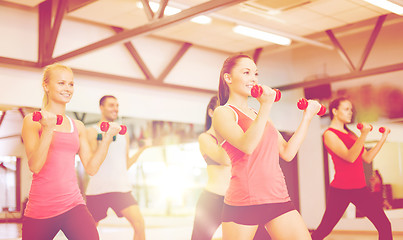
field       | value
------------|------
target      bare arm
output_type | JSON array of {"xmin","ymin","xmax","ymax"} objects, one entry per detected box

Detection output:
[
  {"xmin": 77, "ymin": 120, "xmax": 121, "ymax": 176},
  {"xmin": 21, "ymin": 112, "xmax": 56, "ymax": 174},
  {"xmin": 86, "ymin": 127, "xmax": 98, "ymax": 152},
  {"xmin": 324, "ymin": 124, "xmax": 371, "ymax": 163},
  {"xmin": 198, "ymin": 132, "xmax": 230, "ymax": 166},
  {"xmin": 278, "ymin": 100, "xmax": 321, "ymax": 162},
  {"xmin": 213, "ymin": 86, "xmax": 276, "ymax": 155},
  {"xmin": 362, "ymin": 127, "xmax": 390, "ymax": 163},
  {"xmin": 127, "ymin": 135, "xmax": 150, "ymax": 169}
]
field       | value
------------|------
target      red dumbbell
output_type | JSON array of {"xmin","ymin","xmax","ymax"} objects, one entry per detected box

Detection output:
[
  {"xmin": 251, "ymin": 85, "xmax": 281, "ymax": 102},
  {"xmin": 32, "ymin": 111, "xmax": 63, "ymax": 125},
  {"xmin": 357, "ymin": 123, "xmax": 373, "ymax": 131},
  {"xmin": 378, "ymin": 127, "xmax": 389, "ymax": 133},
  {"xmin": 297, "ymin": 98, "xmax": 326, "ymax": 116},
  {"xmin": 100, "ymin": 122, "xmax": 127, "ymax": 135}
]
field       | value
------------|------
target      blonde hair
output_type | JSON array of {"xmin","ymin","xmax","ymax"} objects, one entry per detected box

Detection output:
[{"xmin": 41, "ymin": 63, "xmax": 73, "ymax": 108}]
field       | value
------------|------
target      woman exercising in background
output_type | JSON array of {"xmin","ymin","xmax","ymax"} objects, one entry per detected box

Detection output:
[
  {"xmin": 191, "ymin": 95, "xmax": 231, "ymax": 240},
  {"xmin": 311, "ymin": 97, "xmax": 392, "ymax": 240}
]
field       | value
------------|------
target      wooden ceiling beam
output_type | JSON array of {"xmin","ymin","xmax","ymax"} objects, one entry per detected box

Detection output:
[
  {"xmin": 326, "ymin": 29, "xmax": 356, "ymax": 72},
  {"xmin": 51, "ymin": 0, "xmax": 248, "ymax": 63},
  {"xmin": 275, "ymin": 62, "xmax": 403, "ymax": 91},
  {"xmin": 157, "ymin": 42, "xmax": 192, "ymax": 82},
  {"xmin": 357, "ymin": 15, "xmax": 387, "ymax": 71}
]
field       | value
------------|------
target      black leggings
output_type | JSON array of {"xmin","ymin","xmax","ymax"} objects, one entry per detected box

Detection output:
[
  {"xmin": 191, "ymin": 190, "xmax": 270, "ymax": 240},
  {"xmin": 191, "ymin": 190, "xmax": 224, "ymax": 240},
  {"xmin": 311, "ymin": 187, "xmax": 392, "ymax": 240},
  {"xmin": 22, "ymin": 204, "xmax": 99, "ymax": 240}
]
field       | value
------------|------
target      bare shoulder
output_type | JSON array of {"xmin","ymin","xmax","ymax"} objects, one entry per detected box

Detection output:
[
  {"xmin": 86, "ymin": 125, "xmax": 98, "ymax": 133},
  {"xmin": 73, "ymin": 119, "xmax": 85, "ymax": 132},
  {"xmin": 23, "ymin": 113, "xmax": 34, "ymax": 125},
  {"xmin": 22, "ymin": 113, "xmax": 40, "ymax": 130},
  {"xmin": 323, "ymin": 130, "xmax": 340, "ymax": 144},
  {"xmin": 198, "ymin": 132, "xmax": 212, "ymax": 144},
  {"xmin": 213, "ymin": 105, "xmax": 235, "ymax": 120}
]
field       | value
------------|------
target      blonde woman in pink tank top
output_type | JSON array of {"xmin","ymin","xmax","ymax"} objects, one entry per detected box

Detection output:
[
  {"xmin": 21, "ymin": 63, "xmax": 121, "ymax": 240},
  {"xmin": 212, "ymin": 55, "xmax": 322, "ymax": 240}
]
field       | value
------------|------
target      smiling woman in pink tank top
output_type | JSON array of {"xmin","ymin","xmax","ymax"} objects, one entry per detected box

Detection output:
[
  {"xmin": 212, "ymin": 54, "xmax": 322, "ymax": 240},
  {"xmin": 21, "ymin": 63, "xmax": 121, "ymax": 240}
]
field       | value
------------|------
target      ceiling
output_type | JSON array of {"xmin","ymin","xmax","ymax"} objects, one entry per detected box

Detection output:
[{"xmin": 2, "ymin": 0, "xmax": 402, "ymax": 54}]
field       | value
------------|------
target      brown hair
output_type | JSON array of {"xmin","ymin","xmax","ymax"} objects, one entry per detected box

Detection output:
[
  {"xmin": 328, "ymin": 97, "xmax": 355, "ymax": 134},
  {"xmin": 99, "ymin": 95, "xmax": 117, "ymax": 106},
  {"xmin": 218, "ymin": 54, "xmax": 253, "ymax": 105},
  {"xmin": 205, "ymin": 95, "xmax": 218, "ymax": 131}
]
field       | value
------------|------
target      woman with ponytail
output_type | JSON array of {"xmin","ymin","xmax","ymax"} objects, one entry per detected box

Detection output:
[
  {"xmin": 311, "ymin": 97, "xmax": 392, "ymax": 240},
  {"xmin": 213, "ymin": 54, "xmax": 322, "ymax": 240},
  {"xmin": 191, "ymin": 95, "xmax": 231, "ymax": 240},
  {"xmin": 21, "ymin": 63, "xmax": 121, "ymax": 239}
]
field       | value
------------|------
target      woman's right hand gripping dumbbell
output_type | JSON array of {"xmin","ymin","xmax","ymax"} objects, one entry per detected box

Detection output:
[
  {"xmin": 356, "ymin": 122, "xmax": 373, "ymax": 134},
  {"xmin": 32, "ymin": 111, "xmax": 63, "ymax": 129},
  {"xmin": 251, "ymin": 84, "xmax": 281, "ymax": 104}
]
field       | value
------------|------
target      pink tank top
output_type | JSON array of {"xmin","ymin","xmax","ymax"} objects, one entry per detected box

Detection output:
[
  {"xmin": 24, "ymin": 118, "xmax": 85, "ymax": 219},
  {"xmin": 324, "ymin": 128, "xmax": 366, "ymax": 189},
  {"xmin": 222, "ymin": 105, "xmax": 290, "ymax": 206}
]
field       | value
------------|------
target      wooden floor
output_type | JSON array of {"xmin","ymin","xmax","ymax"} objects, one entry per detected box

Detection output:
[{"xmin": 1, "ymin": 219, "xmax": 403, "ymax": 240}]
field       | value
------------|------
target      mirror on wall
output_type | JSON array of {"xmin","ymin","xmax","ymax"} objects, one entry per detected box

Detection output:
[
  {"xmin": 0, "ymin": 156, "xmax": 20, "ymax": 216},
  {"xmin": 322, "ymin": 82, "xmax": 403, "ymax": 219},
  {"xmin": 0, "ymin": 105, "xmax": 208, "ymax": 221},
  {"xmin": 73, "ymin": 111, "xmax": 206, "ymax": 217}
]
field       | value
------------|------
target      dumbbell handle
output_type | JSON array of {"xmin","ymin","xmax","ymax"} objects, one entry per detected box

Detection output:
[
  {"xmin": 356, "ymin": 123, "xmax": 373, "ymax": 131},
  {"xmin": 251, "ymin": 85, "xmax": 281, "ymax": 102},
  {"xmin": 297, "ymin": 98, "xmax": 326, "ymax": 116},
  {"xmin": 100, "ymin": 122, "xmax": 127, "ymax": 135},
  {"xmin": 32, "ymin": 111, "xmax": 63, "ymax": 125}
]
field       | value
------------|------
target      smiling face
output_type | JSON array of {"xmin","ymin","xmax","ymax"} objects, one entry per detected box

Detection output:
[
  {"xmin": 333, "ymin": 100, "xmax": 353, "ymax": 124},
  {"xmin": 225, "ymin": 57, "xmax": 258, "ymax": 97},
  {"xmin": 43, "ymin": 68, "xmax": 74, "ymax": 105},
  {"xmin": 100, "ymin": 97, "xmax": 119, "ymax": 122}
]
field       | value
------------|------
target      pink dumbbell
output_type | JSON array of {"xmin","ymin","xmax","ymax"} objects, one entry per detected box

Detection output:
[
  {"xmin": 297, "ymin": 98, "xmax": 326, "ymax": 116},
  {"xmin": 357, "ymin": 123, "xmax": 373, "ymax": 131},
  {"xmin": 251, "ymin": 85, "xmax": 281, "ymax": 102},
  {"xmin": 32, "ymin": 111, "xmax": 63, "ymax": 125},
  {"xmin": 378, "ymin": 127, "xmax": 389, "ymax": 133},
  {"xmin": 100, "ymin": 122, "xmax": 127, "ymax": 135}
]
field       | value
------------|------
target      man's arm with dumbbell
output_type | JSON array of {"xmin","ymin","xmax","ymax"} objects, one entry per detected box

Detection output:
[
  {"xmin": 22, "ymin": 111, "xmax": 57, "ymax": 174},
  {"xmin": 77, "ymin": 120, "xmax": 121, "ymax": 176}
]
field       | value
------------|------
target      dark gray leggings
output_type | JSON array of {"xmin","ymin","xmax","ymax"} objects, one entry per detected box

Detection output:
[
  {"xmin": 22, "ymin": 204, "xmax": 99, "ymax": 240},
  {"xmin": 311, "ymin": 187, "xmax": 392, "ymax": 240},
  {"xmin": 191, "ymin": 190, "xmax": 271, "ymax": 240}
]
